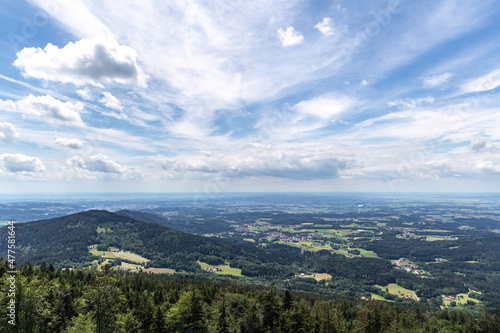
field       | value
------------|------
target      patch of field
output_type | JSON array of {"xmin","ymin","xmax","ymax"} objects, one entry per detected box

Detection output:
[
  {"xmin": 279, "ymin": 241, "xmax": 334, "ymax": 252},
  {"xmin": 96, "ymin": 226, "xmax": 113, "ymax": 234},
  {"xmin": 143, "ymin": 268, "xmax": 175, "ymax": 274},
  {"xmin": 442, "ymin": 293, "xmax": 480, "ymax": 307},
  {"xmin": 422, "ymin": 235, "xmax": 456, "ymax": 241},
  {"xmin": 198, "ymin": 261, "xmax": 242, "ymax": 277},
  {"xmin": 120, "ymin": 262, "xmax": 142, "ymax": 271},
  {"xmin": 375, "ymin": 283, "xmax": 418, "ymax": 300},
  {"xmin": 420, "ymin": 229, "xmax": 451, "ymax": 233},
  {"xmin": 90, "ymin": 249, "xmax": 150, "ymax": 264},
  {"xmin": 243, "ymin": 238, "xmax": 256, "ymax": 242},
  {"xmin": 114, "ymin": 251, "xmax": 149, "ymax": 263},
  {"xmin": 371, "ymin": 293, "xmax": 394, "ymax": 302},
  {"xmin": 315, "ymin": 273, "xmax": 332, "ymax": 281},
  {"xmin": 333, "ymin": 248, "xmax": 378, "ymax": 258}
]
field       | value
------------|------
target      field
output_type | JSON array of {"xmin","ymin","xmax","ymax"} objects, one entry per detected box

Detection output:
[
  {"xmin": 423, "ymin": 235, "xmax": 457, "ymax": 241},
  {"xmin": 315, "ymin": 273, "xmax": 332, "ymax": 281},
  {"xmin": 370, "ymin": 293, "xmax": 394, "ymax": 302},
  {"xmin": 442, "ymin": 293, "xmax": 481, "ymax": 308},
  {"xmin": 277, "ymin": 240, "xmax": 334, "ymax": 252},
  {"xmin": 198, "ymin": 261, "xmax": 243, "ymax": 277},
  {"xmin": 143, "ymin": 268, "xmax": 176, "ymax": 274},
  {"xmin": 375, "ymin": 283, "xmax": 419, "ymax": 300},
  {"xmin": 90, "ymin": 249, "xmax": 150, "ymax": 264},
  {"xmin": 333, "ymin": 248, "xmax": 379, "ymax": 258}
]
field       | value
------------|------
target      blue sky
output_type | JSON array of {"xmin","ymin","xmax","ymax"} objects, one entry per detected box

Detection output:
[{"xmin": 1, "ymin": 0, "xmax": 500, "ymax": 193}]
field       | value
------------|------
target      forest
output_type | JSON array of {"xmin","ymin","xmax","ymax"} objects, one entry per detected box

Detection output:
[{"xmin": 1, "ymin": 260, "xmax": 500, "ymax": 333}]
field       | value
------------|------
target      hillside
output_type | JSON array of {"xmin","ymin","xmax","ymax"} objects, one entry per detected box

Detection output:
[{"xmin": 0, "ymin": 210, "xmax": 274, "ymax": 272}]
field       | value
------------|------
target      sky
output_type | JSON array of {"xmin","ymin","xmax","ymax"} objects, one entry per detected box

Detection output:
[{"xmin": 1, "ymin": 0, "xmax": 500, "ymax": 193}]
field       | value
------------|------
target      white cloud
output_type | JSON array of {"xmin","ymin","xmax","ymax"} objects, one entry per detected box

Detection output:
[
  {"xmin": 469, "ymin": 133, "xmax": 498, "ymax": 153},
  {"xmin": 388, "ymin": 96, "xmax": 435, "ymax": 109},
  {"xmin": 462, "ymin": 68, "xmax": 500, "ymax": 93},
  {"xmin": 151, "ymin": 146, "xmax": 347, "ymax": 180},
  {"xmin": 361, "ymin": 80, "xmax": 368, "ymax": 86},
  {"xmin": 99, "ymin": 92, "xmax": 123, "ymax": 111},
  {"xmin": 422, "ymin": 72, "xmax": 453, "ymax": 88},
  {"xmin": 291, "ymin": 95, "xmax": 352, "ymax": 119},
  {"xmin": 55, "ymin": 137, "xmax": 84, "ymax": 149},
  {"xmin": 76, "ymin": 87, "xmax": 93, "ymax": 101},
  {"xmin": 66, "ymin": 154, "xmax": 142, "ymax": 180},
  {"xmin": 13, "ymin": 37, "xmax": 148, "ymax": 88},
  {"xmin": 0, "ymin": 122, "xmax": 18, "ymax": 143},
  {"xmin": 0, "ymin": 154, "xmax": 46, "ymax": 173},
  {"xmin": 315, "ymin": 17, "xmax": 334, "ymax": 36},
  {"xmin": 14, "ymin": 94, "xmax": 85, "ymax": 127},
  {"xmin": 278, "ymin": 27, "xmax": 304, "ymax": 47},
  {"xmin": 0, "ymin": 99, "xmax": 17, "ymax": 112}
]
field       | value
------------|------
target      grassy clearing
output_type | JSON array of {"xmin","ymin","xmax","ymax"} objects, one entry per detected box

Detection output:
[
  {"xmin": 143, "ymin": 268, "xmax": 175, "ymax": 274},
  {"xmin": 371, "ymin": 293, "xmax": 394, "ymax": 302},
  {"xmin": 96, "ymin": 226, "xmax": 113, "ymax": 234},
  {"xmin": 442, "ymin": 293, "xmax": 480, "ymax": 307},
  {"xmin": 90, "ymin": 249, "xmax": 150, "ymax": 264},
  {"xmin": 375, "ymin": 283, "xmax": 418, "ymax": 300},
  {"xmin": 243, "ymin": 238, "xmax": 256, "ymax": 242},
  {"xmin": 333, "ymin": 248, "xmax": 378, "ymax": 258},
  {"xmin": 315, "ymin": 273, "xmax": 332, "ymax": 281},
  {"xmin": 276, "ymin": 241, "xmax": 334, "ymax": 252},
  {"xmin": 198, "ymin": 261, "xmax": 242, "ymax": 277},
  {"xmin": 422, "ymin": 235, "xmax": 456, "ymax": 241}
]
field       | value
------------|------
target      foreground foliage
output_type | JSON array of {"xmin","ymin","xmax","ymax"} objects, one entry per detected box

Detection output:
[{"xmin": 1, "ymin": 261, "xmax": 499, "ymax": 333}]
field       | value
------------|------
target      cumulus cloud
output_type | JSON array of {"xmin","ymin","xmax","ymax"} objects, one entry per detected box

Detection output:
[
  {"xmin": 422, "ymin": 72, "xmax": 453, "ymax": 87},
  {"xmin": 315, "ymin": 17, "xmax": 334, "ymax": 36},
  {"xmin": 66, "ymin": 154, "xmax": 142, "ymax": 180},
  {"xmin": 277, "ymin": 27, "xmax": 304, "ymax": 47},
  {"xmin": 76, "ymin": 87, "xmax": 93, "ymax": 101},
  {"xmin": 469, "ymin": 133, "xmax": 498, "ymax": 153},
  {"xmin": 0, "ymin": 99, "xmax": 16, "ymax": 112},
  {"xmin": 388, "ymin": 96, "xmax": 435, "ymax": 109},
  {"xmin": 151, "ymin": 148, "xmax": 347, "ymax": 180},
  {"xmin": 13, "ymin": 37, "xmax": 148, "ymax": 87},
  {"xmin": 15, "ymin": 95, "xmax": 85, "ymax": 126},
  {"xmin": 291, "ymin": 95, "xmax": 352, "ymax": 119},
  {"xmin": 0, "ymin": 122, "xmax": 18, "ymax": 143},
  {"xmin": 99, "ymin": 92, "xmax": 123, "ymax": 111},
  {"xmin": 55, "ymin": 137, "xmax": 84, "ymax": 149},
  {"xmin": 0, "ymin": 154, "xmax": 46, "ymax": 173}
]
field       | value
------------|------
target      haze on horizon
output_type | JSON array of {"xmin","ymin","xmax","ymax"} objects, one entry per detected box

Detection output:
[{"xmin": 1, "ymin": 0, "xmax": 500, "ymax": 193}]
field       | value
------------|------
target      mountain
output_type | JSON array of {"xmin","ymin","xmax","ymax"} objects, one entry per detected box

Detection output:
[
  {"xmin": 0, "ymin": 210, "xmax": 299, "ymax": 273},
  {"xmin": 0, "ymin": 210, "xmax": 240, "ymax": 270}
]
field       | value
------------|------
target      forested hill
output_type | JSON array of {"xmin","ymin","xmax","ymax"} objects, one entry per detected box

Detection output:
[
  {"xmin": 0, "ymin": 210, "xmax": 286, "ymax": 271},
  {"xmin": 2, "ymin": 262, "xmax": 500, "ymax": 332}
]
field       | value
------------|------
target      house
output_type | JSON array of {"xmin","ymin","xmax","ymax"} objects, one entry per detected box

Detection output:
[{"xmin": 88, "ymin": 245, "xmax": 94, "ymax": 249}]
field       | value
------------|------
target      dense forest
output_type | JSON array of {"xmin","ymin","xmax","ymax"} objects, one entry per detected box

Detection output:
[{"xmin": 1, "ymin": 260, "xmax": 500, "ymax": 332}]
